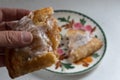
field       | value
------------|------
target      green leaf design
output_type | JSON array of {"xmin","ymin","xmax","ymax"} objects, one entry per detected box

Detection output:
[
  {"xmin": 58, "ymin": 17, "xmax": 67, "ymax": 22},
  {"xmin": 95, "ymin": 35, "xmax": 98, "ymax": 38},
  {"xmin": 67, "ymin": 16, "xmax": 70, "ymax": 21},
  {"xmin": 61, "ymin": 63, "xmax": 74, "ymax": 69},
  {"xmin": 80, "ymin": 18, "xmax": 86, "ymax": 25},
  {"xmin": 58, "ymin": 16, "xmax": 70, "ymax": 22},
  {"xmin": 92, "ymin": 53, "xmax": 100, "ymax": 58}
]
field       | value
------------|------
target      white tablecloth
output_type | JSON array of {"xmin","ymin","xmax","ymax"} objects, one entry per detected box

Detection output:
[{"xmin": 0, "ymin": 0, "xmax": 120, "ymax": 80}]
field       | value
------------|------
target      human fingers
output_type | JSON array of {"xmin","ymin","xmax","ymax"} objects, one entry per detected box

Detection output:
[
  {"xmin": 0, "ymin": 48, "xmax": 5, "ymax": 54},
  {"xmin": 0, "ymin": 31, "xmax": 33, "ymax": 47},
  {"xmin": 0, "ymin": 21, "xmax": 18, "ymax": 31},
  {"xmin": 0, "ymin": 55, "xmax": 5, "ymax": 67},
  {"xmin": 0, "ymin": 22, "xmax": 6, "ymax": 30},
  {"xmin": 0, "ymin": 8, "xmax": 30, "ymax": 22}
]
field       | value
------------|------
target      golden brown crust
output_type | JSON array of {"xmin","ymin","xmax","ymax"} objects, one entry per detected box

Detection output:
[
  {"xmin": 68, "ymin": 38, "xmax": 103, "ymax": 63},
  {"xmin": 32, "ymin": 7, "xmax": 61, "ymax": 50},
  {"xmin": 66, "ymin": 29, "xmax": 85, "ymax": 37},
  {"xmin": 66, "ymin": 29, "xmax": 103, "ymax": 63},
  {"xmin": 32, "ymin": 7, "xmax": 53, "ymax": 25},
  {"xmin": 5, "ymin": 49, "xmax": 56, "ymax": 78},
  {"xmin": 5, "ymin": 7, "xmax": 60, "ymax": 78}
]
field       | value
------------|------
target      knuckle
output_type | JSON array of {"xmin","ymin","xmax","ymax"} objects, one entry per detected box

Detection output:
[{"xmin": 5, "ymin": 31, "xmax": 21, "ymax": 46}]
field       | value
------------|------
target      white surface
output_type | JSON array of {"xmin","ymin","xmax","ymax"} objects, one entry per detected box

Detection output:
[{"xmin": 0, "ymin": 0, "xmax": 120, "ymax": 80}]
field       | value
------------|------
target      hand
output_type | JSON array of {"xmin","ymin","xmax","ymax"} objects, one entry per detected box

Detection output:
[{"xmin": 0, "ymin": 8, "xmax": 33, "ymax": 67}]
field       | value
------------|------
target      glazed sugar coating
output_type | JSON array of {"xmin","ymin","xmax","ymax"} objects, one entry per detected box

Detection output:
[{"xmin": 5, "ymin": 7, "xmax": 61, "ymax": 78}]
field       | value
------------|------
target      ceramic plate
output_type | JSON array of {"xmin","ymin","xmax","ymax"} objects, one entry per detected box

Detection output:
[{"xmin": 46, "ymin": 10, "xmax": 107, "ymax": 75}]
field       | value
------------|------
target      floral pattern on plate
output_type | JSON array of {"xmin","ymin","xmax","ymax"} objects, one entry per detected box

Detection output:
[{"xmin": 46, "ymin": 10, "xmax": 107, "ymax": 74}]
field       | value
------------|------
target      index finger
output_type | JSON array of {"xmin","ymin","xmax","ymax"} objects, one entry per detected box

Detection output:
[{"xmin": 0, "ymin": 8, "xmax": 30, "ymax": 22}]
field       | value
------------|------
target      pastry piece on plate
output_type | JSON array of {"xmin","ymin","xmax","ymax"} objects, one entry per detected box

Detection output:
[
  {"xmin": 66, "ymin": 29, "xmax": 103, "ymax": 63},
  {"xmin": 5, "ymin": 7, "xmax": 61, "ymax": 78}
]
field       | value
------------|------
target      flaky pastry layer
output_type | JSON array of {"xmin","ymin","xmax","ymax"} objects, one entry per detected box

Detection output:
[{"xmin": 5, "ymin": 7, "xmax": 60, "ymax": 78}]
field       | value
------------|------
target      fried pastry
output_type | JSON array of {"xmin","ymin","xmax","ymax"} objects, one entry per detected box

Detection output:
[
  {"xmin": 66, "ymin": 29, "xmax": 103, "ymax": 63},
  {"xmin": 5, "ymin": 7, "xmax": 61, "ymax": 78}
]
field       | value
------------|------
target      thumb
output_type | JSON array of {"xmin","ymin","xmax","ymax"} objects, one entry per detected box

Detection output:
[{"xmin": 0, "ymin": 31, "xmax": 33, "ymax": 47}]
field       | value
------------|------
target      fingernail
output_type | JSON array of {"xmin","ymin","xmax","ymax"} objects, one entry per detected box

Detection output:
[{"xmin": 21, "ymin": 32, "xmax": 33, "ymax": 44}]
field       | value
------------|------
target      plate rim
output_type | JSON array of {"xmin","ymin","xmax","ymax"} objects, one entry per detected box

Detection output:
[{"xmin": 46, "ymin": 10, "xmax": 107, "ymax": 75}]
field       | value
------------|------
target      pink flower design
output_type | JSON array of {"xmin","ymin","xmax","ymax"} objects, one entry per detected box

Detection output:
[
  {"xmin": 73, "ymin": 22, "xmax": 83, "ymax": 30},
  {"xmin": 57, "ymin": 48, "xmax": 64, "ymax": 55},
  {"xmin": 84, "ymin": 25, "xmax": 92, "ymax": 32},
  {"xmin": 73, "ymin": 22, "xmax": 93, "ymax": 33}
]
